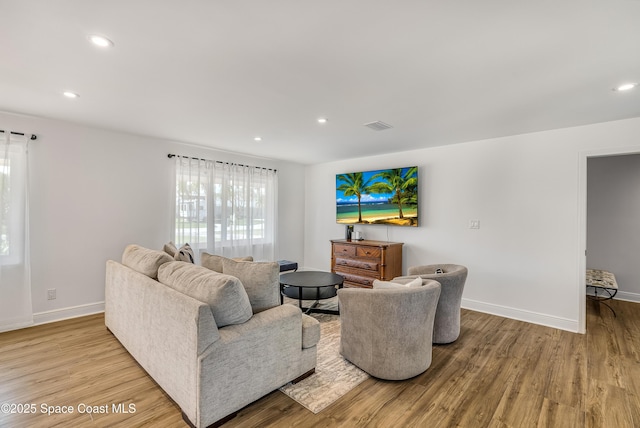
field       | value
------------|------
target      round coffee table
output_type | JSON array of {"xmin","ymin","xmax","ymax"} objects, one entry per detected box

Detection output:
[{"xmin": 280, "ymin": 271, "xmax": 344, "ymax": 315}]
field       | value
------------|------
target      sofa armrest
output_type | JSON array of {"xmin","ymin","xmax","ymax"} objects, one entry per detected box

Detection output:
[
  {"xmin": 105, "ymin": 260, "xmax": 219, "ymax": 424},
  {"xmin": 196, "ymin": 303, "xmax": 311, "ymax": 426}
]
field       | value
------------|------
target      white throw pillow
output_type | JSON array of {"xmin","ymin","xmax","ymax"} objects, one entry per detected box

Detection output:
[{"xmin": 372, "ymin": 277, "xmax": 423, "ymax": 289}]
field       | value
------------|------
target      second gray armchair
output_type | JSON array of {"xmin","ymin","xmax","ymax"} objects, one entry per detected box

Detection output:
[{"xmin": 395, "ymin": 264, "xmax": 468, "ymax": 344}]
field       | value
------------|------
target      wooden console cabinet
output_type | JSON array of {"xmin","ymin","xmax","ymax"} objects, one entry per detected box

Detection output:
[{"xmin": 330, "ymin": 239, "xmax": 403, "ymax": 288}]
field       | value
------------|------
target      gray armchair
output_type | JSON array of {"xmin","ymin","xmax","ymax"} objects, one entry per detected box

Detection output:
[
  {"xmin": 395, "ymin": 264, "xmax": 468, "ymax": 344},
  {"xmin": 337, "ymin": 280, "xmax": 441, "ymax": 380}
]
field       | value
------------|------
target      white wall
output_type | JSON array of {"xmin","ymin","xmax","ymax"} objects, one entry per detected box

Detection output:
[
  {"xmin": 5, "ymin": 107, "xmax": 640, "ymax": 333},
  {"xmin": 0, "ymin": 110, "xmax": 305, "ymax": 327},
  {"xmin": 587, "ymin": 154, "xmax": 640, "ymax": 301},
  {"xmin": 304, "ymin": 116, "xmax": 640, "ymax": 332}
]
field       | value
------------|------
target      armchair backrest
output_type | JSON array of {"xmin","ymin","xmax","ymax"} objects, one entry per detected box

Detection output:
[{"xmin": 337, "ymin": 280, "xmax": 441, "ymax": 380}]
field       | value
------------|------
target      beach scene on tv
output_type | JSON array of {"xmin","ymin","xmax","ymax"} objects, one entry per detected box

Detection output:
[{"xmin": 336, "ymin": 166, "xmax": 418, "ymax": 227}]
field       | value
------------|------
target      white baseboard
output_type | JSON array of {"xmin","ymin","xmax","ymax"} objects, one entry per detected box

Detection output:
[
  {"xmin": 0, "ymin": 317, "xmax": 35, "ymax": 333},
  {"xmin": 614, "ymin": 290, "xmax": 640, "ymax": 303},
  {"xmin": 462, "ymin": 298, "xmax": 579, "ymax": 333},
  {"xmin": 33, "ymin": 302, "xmax": 105, "ymax": 327}
]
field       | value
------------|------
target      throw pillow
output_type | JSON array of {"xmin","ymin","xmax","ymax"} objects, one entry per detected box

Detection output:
[
  {"xmin": 372, "ymin": 277, "xmax": 423, "ymax": 289},
  {"xmin": 158, "ymin": 261, "xmax": 252, "ymax": 328},
  {"xmin": 174, "ymin": 243, "xmax": 195, "ymax": 263},
  {"xmin": 221, "ymin": 258, "xmax": 279, "ymax": 313},
  {"xmin": 122, "ymin": 244, "xmax": 173, "ymax": 279},
  {"xmin": 201, "ymin": 252, "xmax": 254, "ymax": 273},
  {"xmin": 163, "ymin": 241, "xmax": 178, "ymax": 257}
]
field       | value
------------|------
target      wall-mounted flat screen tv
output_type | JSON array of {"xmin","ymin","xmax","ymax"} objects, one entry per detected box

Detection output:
[{"xmin": 336, "ymin": 166, "xmax": 418, "ymax": 227}]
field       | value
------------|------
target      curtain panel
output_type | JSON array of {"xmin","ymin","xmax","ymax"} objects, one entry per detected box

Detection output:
[
  {"xmin": 173, "ymin": 157, "xmax": 277, "ymax": 262},
  {"xmin": 0, "ymin": 132, "xmax": 33, "ymax": 331}
]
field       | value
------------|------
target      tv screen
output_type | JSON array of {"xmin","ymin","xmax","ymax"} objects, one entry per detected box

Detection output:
[{"xmin": 336, "ymin": 166, "xmax": 418, "ymax": 227}]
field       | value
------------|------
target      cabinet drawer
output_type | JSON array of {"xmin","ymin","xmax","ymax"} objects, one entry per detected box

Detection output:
[
  {"xmin": 343, "ymin": 282, "xmax": 373, "ymax": 289},
  {"xmin": 334, "ymin": 265, "xmax": 379, "ymax": 279},
  {"xmin": 334, "ymin": 244, "xmax": 356, "ymax": 257},
  {"xmin": 339, "ymin": 273, "xmax": 375, "ymax": 287},
  {"xmin": 335, "ymin": 257, "xmax": 379, "ymax": 272},
  {"xmin": 356, "ymin": 246, "xmax": 381, "ymax": 258}
]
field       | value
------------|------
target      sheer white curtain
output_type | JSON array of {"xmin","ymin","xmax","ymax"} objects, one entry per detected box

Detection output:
[
  {"xmin": 173, "ymin": 156, "xmax": 277, "ymax": 262},
  {"xmin": 0, "ymin": 132, "xmax": 32, "ymax": 331}
]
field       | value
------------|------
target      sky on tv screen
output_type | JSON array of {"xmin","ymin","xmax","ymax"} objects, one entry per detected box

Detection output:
[{"xmin": 336, "ymin": 167, "xmax": 416, "ymax": 203}]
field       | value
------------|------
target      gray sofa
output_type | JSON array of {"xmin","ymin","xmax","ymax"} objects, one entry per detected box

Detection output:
[{"xmin": 105, "ymin": 245, "xmax": 319, "ymax": 427}]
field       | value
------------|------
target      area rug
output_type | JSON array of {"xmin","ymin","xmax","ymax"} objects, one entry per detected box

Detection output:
[{"xmin": 279, "ymin": 312, "xmax": 370, "ymax": 413}]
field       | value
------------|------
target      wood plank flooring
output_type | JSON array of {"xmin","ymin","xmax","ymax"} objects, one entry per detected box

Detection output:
[{"xmin": 0, "ymin": 298, "xmax": 638, "ymax": 427}]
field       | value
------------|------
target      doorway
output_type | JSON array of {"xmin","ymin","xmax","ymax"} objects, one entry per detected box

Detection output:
[{"xmin": 578, "ymin": 146, "xmax": 640, "ymax": 333}]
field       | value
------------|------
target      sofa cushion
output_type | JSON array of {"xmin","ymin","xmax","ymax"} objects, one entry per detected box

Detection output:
[
  {"xmin": 158, "ymin": 261, "xmax": 252, "ymax": 328},
  {"xmin": 122, "ymin": 244, "xmax": 173, "ymax": 279},
  {"xmin": 174, "ymin": 243, "xmax": 195, "ymax": 263},
  {"xmin": 301, "ymin": 313, "xmax": 321, "ymax": 349},
  {"xmin": 201, "ymin": 253, "xmax": 254, "ymax": 273},
  {"xmin": 221, "ymin": 258, "xmax": 280, "ymax": 313},
  {"xmin": 372, "ymin": 277, "xmax": 423, "ymax": 289}
]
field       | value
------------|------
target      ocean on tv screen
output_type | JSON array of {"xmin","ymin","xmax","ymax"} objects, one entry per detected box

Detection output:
[{"xmin": 337, "ymin": 202, "xmax": 417, "ymax": 226}]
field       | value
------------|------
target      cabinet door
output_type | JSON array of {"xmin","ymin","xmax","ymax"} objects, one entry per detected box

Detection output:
[{"xmin": 356, "ymin": 246, "xmax": 381, "ymax": 259}]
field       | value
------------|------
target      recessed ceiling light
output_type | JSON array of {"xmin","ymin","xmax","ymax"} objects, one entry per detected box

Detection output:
[
  {"xmin": 88, "ymin": 34, "xmax": 114, "ymax": 48},
  {"xmin": 254, "ymin": 136, "xmax": 262, "ymax": 142},
  {"xmin": 63, "ymin": 91, "xmax": 79, "ymax": 99},
  {"xmin": 317, "ymin": 117, "xmax": 328, "ymax": 124},
  {"xmin": 613, "ymin": 83, "xmax": 638, "ymax": 92}
]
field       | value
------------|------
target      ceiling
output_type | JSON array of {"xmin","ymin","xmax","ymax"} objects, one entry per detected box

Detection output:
[{"xmin": 1, "ymin": 1, "xmax": 639, "ymax": 165}]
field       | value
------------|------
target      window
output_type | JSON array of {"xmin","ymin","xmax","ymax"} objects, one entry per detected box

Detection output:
[
  {"xmin": 173, "ymin": 156, "xmax": 277, "ymax": 261},
  {"xmin": 0, "ymin": 131, "xmax": 32, "ymax": 330},
  {"xmin": 0, "ymin": 134, "xmax": 27, "ymax": 266}
]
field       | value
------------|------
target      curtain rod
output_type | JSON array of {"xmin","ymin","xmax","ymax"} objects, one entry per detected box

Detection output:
[
  {"xmin": 167, "ymin": 153, "xmax": 276, "ymax": 172},
  {"xmin": 0, "ymin": 130, "xmax": 37, "ymax": 140}
]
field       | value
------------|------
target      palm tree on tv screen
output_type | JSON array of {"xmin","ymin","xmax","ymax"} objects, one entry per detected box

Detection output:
[
  {"xmin": 336, "ymin": 172, "xmax": 374, "ymax": 223},
  {"xmin": 369, "ymin": 167, "xmax": 418, "ymax": 219}
]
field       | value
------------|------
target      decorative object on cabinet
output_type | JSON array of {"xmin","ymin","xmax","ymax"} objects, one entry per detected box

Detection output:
[
  {"xmin": 330, "ymin": 239, "xmax": 403, "ymax": 288},
  {"xmin": 345, "ymin": 225, "xmax": 354, "ymax": 241}
]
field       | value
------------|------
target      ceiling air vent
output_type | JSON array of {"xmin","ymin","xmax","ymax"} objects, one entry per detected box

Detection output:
[{"xmin": 364, "ymin": 121, "xmax": 393, "ymax": 131}]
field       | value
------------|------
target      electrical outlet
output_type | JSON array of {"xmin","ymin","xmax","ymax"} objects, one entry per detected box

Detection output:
[
  {"xmin": 469, "ymin": 220, "xmax": 480, "ymax": 229},
  {"xmin": 47, "ymin": 288, "xmax": 56, "ymax": 300}
]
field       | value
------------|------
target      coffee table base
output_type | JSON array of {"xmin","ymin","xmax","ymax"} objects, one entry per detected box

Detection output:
[
  {"xmin": 281, "ymin": 285, "xmax": 339, "ymax": 315},
  {"xmin": 298, "ymin": 303, "xmax": 339, "ymax": 316}
]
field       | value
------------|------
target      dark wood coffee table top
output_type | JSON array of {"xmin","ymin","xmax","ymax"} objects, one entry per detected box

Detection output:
[
  {"xmin": 280, "ymin": 271, "xmax": 344, "ymax": 288},
  {"xmin": 280, "ymin": 271, "xmax": 344, "ymax": 315}
]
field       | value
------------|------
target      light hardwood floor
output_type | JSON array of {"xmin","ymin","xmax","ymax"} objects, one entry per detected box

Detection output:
[{"xmin": 1, "ymin": 299, "xmax": 638, "ymax": 428}]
